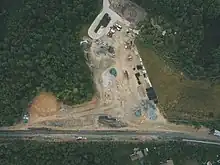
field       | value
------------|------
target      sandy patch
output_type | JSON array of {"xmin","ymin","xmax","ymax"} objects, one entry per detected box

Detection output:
[{"xmin": 29, "ymin": 92, "xmax": 60, "ymax": 121}]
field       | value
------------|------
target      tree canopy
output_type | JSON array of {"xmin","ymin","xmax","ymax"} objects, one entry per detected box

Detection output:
[
  {"xmin": 134, "ymin": 0, "xmax": 220, "ymax": 81},
  {"xmin": 0, "ymin": 0, "xmax": 100, "ymax": 126},
  {"xmin": 0, "ymin": 140, "xmax": 219, "ymax": 165}
]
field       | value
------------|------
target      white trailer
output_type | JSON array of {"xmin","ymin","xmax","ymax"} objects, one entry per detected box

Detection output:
[
  {"xmin": 114, "ymin": 23, "xmax": 122, "ymax": 31},
  {"xmin": 115, "ymin": 23, "xmax": 122, "ymax": 29}
]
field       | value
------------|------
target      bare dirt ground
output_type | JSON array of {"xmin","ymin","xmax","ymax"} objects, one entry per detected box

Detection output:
[
  {"xmin": 9, "ymin": 0, "xmax": 211, "ymax": 137},
  {"xmin": 11, "ymin": 24, "xmax": 209, "ymax": 136},
  {"xmin": 28, "ymin": 92, "xmax": 60, "ymax": 122},
  {"xmin": 109, "ymin": 0, "xmax": 146, "ymax": 26},
  {"xmin": 11, "ymin": 24, "xmax": 165, "ymax": 131}
]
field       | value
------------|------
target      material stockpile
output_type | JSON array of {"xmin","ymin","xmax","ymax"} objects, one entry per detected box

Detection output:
[
  {"xmin": 146, "ymin": 100, "xmax": 157, "ymax": 120},
  {"xmin": 133, "ymin": 99, "xmax": 157, "ymax": 120},
  {"xmin": 104, "ymin": 90, "xmax": 113, "ymax": 105},
  {"xmin": 102, "ymin": 71, "xmax": 115, "ymax": 88}
]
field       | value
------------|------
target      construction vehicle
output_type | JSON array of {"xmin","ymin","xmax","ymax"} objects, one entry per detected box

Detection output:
[
  {"xmin": 107, "ymin": 27, "xmax": 115, "ymax": 37},
  {"xmin": 107, "ymin": 32, "xmax": 113, "ymax": 37},
  {"xmin": 136, "ymin": 65, "xmax": 143, "ymax": 70},
  {"xmin": 124, "ymin": 70, "xmax": 129, "ymax": 79},
  {"xmin": 125, "ymin": 41, "xmax": 132, "ymax": 49},
  {"xmin": 113, "ymin": 24, "xmax": 122, "ymax": 31},
  {"xmin": 139, "ymin": 57, "xmax": 143, "ymax": 65},
  {"xmin": 128, "ymin": 54, "xmax": 133, "ymax": 61},
  {"xmin": 110, "ymin": 28, "xmax": 116, "ymax": 33},
  {"xmin": 115, "ymin": 23, "xmax": 122, "ymax": 30}
]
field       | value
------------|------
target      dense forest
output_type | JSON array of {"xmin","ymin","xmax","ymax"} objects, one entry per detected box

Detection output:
[
  {"xmin": 0, "ymin": 140, "xmax": 219, "ymax": 165},
  {"xmin": 0, "ymin": 0, "xmax": 100, "ymax": 126},
  {"xmin": 133, "ymin": 0, "xmax": 220, "ymax": 81}
]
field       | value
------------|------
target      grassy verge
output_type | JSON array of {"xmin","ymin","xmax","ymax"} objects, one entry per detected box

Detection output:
[{"xmin": 136, "ymin": 41, "xmax": 220, "ymax": 128}]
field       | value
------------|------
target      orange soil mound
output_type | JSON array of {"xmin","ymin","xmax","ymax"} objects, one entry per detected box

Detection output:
[{"xmin": 29, "ymin": 92, "xmax": 60, "ymax": 117}]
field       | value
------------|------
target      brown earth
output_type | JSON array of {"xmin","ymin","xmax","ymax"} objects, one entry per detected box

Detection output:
[{"xmin": 29, "ymin": 92, "xmax": 60, "ymax": 120}]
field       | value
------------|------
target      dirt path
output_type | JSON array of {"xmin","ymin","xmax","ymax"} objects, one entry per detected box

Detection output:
[{"xmin": 10, "ymin": 12, "xmax": 211, "ymax": 137}]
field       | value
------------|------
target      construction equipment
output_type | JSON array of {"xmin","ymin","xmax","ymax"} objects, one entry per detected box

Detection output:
[
  {"xmin": 107, "ymin": 27, "xmax": 115, "ymax": 37},
  {"xmin": 107, "ymin": 32, "xmax": 113, "ymax": 37},
  {"xmin": 125, "ymin": 41, "xmax": 132, "ymax": 49},
  {"xmin": 128, "ymin": 54, "xmax": 133, "ymax": 61},
  {"xmin": 124, "ymin": 70, "xmax": 129, "ymax": 79},
  {"xmin": 113, "ymin": 23, "xmax": 122, "ymax": 31}
]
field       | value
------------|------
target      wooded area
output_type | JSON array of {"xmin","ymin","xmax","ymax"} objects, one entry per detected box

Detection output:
[
  {"xmin": 0, "ymin": 140, "xmax": 219, "ymax": 165},
  {"xmin": 0, "ymin": 0, "xmax": 100, "ymax": 126},
  {"xmin": 133, "ymin": 0, "xmax": 220, "ymax": 81}
]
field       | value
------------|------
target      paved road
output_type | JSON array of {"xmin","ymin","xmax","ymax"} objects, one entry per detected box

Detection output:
[
  {"xmin": 1, "ymin": 0, "xmax": 218, "ymax": 146},
  {"xmin": 182, "ymin": 139, "xmax": 220, "ymax": 146},
  {"xmin": 0, "ymin": 129, "xmax": 220, "ymax": 145},
  {"xmin": 88, "ymin": 0, "xmax": 129, "ymax": 39}
]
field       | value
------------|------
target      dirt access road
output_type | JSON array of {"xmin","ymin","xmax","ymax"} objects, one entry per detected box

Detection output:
[
  {"xmin": 6, "ymin": 0, "xmax": 213, "ymax": 140},
  {"xmin": 1, "ymin": 130, "xmax": 220, "ymax": 145},
  {"xmin": 11, "ymin": 26, "xmax": 211, "ymax": 138}
]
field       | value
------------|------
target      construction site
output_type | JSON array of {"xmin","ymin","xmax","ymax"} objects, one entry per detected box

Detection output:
[{"xmin": 8, "ymin": 0, "xmax": 211, "ymax": 135}]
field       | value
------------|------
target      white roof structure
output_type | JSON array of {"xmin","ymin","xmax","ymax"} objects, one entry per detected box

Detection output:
[
  {"xmin": 207, "ymin": 161, "xmax": 212, "ymax": 165},
  {"xmin": 162, "ymin": 30, "xmax": 166, "ymax": 36}
]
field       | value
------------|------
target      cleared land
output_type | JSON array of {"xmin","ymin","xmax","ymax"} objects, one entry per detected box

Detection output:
[
  {"xmin": 5, "ymin": 0, "xmax": 219, "ymax": 137},
  {"xmin": 11, "ymin": 22, "xmax": 212, "ymax": 137},
  {"xmin": 10, "ymin": 12, "xmax": 170, "ymax": 132},
  {"xmin": 130, "ymin": 0, "xmax": 220, "ymax": 128},
  {"xmin": 137, "ymin": 43, "xmax": 220, "ymax": 125},
  {"xmin": 0, "ymin": 0, "xmax": 100, "ymax": 126}
]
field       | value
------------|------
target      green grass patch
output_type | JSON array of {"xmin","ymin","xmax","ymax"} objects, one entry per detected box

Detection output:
[{"xmin": 137, "ymin": 42, "xmax": 220, "ymax": 127}]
